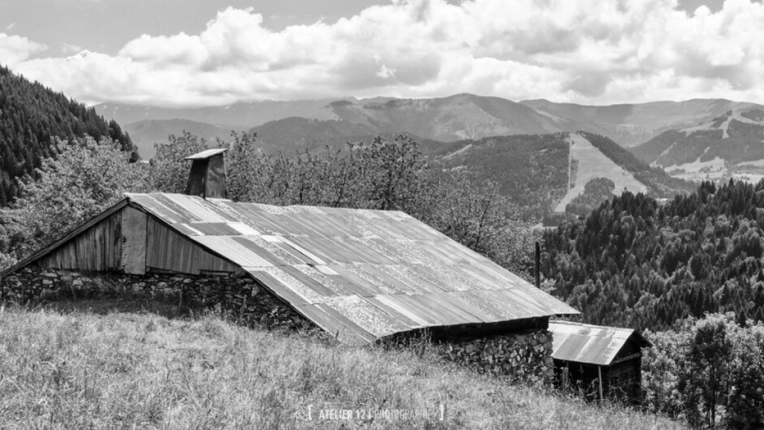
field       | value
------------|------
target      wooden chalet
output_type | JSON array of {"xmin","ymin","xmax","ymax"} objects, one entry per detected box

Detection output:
[
  {"xmin": 548, "ymin": 320, "xmax": 652, "ymax": 404},
  {"xmin": 0, "ymin": 149, "xmax": 579, "ymax": 346}
]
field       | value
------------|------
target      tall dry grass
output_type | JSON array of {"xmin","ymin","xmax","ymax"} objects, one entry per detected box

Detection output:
[{"xmin": 0, "ymin": 301, "xmax": 686, "ymax": 429}]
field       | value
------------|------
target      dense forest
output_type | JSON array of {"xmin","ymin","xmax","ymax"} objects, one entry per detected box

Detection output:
[
  {"xmin": 564, "ymin": 177, "xmax": 615, "ymax": 216},
  {"xmin": 430, "ymin": 133, "xmax": 570, "ymax": 220},
  {"xmin": 542, "ymin": 180, "xmax": 764, "ymax": 331},
  {"xmin": 0, "ymin": 65, "xmax": 136, "ymax": 205}
]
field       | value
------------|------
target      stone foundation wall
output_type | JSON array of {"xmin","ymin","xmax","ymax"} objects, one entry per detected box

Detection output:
[
  {"xmin": 438, "ymin": 330, "xmax": 554, "ymax": 385},
  {"xmin": 0, "ymin": 267, "xmax": 316, "ymax": 333}
]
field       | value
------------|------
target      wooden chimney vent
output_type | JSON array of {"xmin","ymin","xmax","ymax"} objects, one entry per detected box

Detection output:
[{"xmin": 184, "ymin": 148, "xmax": 228, "ymax": 199}]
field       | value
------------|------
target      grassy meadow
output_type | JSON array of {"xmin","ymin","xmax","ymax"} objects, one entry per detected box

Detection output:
[{"xmin": 0, "ymin": 299, "xmax": 686, "ymax": 429}]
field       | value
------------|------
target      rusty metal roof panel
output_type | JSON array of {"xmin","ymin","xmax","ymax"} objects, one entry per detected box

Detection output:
[
  {"xmin": 121, "ymin": 193, "xmax": 579, "ymax": 345},
  {"xmin": 218, "ymin": 201, "xmax": 292, "ymax": 235},
  {"xmin": 229, "ymin": 237, "xmax": 289, "ymax": 266},
  {"xmin": 246, "ymin": 268, "xmax": 310, "ymax": 306},
  {"xmin": 126, "ymin": 193, "xmax": 190, "ymax": 224},
  {"xmin": 150, "ymin": 194, "xmax": 204, "ymax": 223},
  {"xmin": 293, "ymin": 304, "xmax": 366, "ymax": 345},
  {"xmin": 364, "ymin": 295, "xmax": 427, "ymax": 329},
  {"xmin": 180, "ymin": 222, "xmax": 242, "ymax": 236},
  {"xmin": 548, "ymin": 321, "xmax": 645, "ymax": 366},
  {"xmin": 300, "ymin": 264, "xmax": 363, "ymax": 297},
  {"xmin": 450, "ymin": 290, "xmax": 508, "ymax": 321},
  {"xmin": 323, "ymin": 295, "xmax": 410, "ymax": 337},
  {"xmin": 277, "ymin": 265, "xmax": 341, "ymax": 298},
  {"xmin": 355, "ymin": 264, "xmax": 419, "ymax": 295},
  {"xmin": 285, "ymin": 210, "xmax": 347, "ymax": 237},
  {"xmin": 383, "ymin": 294, "xmax": 446, "ymax": 326},
  {"xmin": 415, "ymin": 293, "xmax": 485, "ymax": 324},
  {"xmin": 318, "ymin": 265, "xmax": 381, "ymax": 297},
  {"xmin": 191, "ymin": 236, "xmax": 274, "ymax": 269},
  {"xmin": 166, "ymin": 194, "xmax": 239, "ymax": 222}
]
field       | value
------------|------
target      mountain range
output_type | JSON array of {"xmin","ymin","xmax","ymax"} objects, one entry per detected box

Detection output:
[
  {"xmin": 93, "ymin": 93, "xmax": 749, "ymax": 219},
  {"xmin": 519, "ymin": 98, "xmax": 762, "ymax": 147},
  {"xmin": 631, "ymin": 106, "xmax": 764, "ymax": 183},
  {"xmin": 95, "ymin": 94, "xmax": 763, "ymax": 160}
]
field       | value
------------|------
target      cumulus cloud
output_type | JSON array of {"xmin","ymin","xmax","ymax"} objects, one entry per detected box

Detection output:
[
  {"xmin": 8, "ymin": 0, "xmax": 764, "ymax": 106},
  {"xmin": 0, "ymin": 33, "xmax": 47, "ymax": 66}
]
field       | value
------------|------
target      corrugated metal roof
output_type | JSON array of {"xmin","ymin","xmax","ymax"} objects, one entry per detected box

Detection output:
[
  {"xmin": 548, "ymin": 321, "xmax": 651, "ymax": 366},
  {"xmin": 184, "ymin": 148, "xmax": 227, "ymax": 160},
  {"xmin": 125, "ymin": 193, "xmax": 580, "ymax": 345}
]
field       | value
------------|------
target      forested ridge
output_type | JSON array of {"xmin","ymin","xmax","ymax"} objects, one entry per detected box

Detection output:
[
  {"xmin": 431, "ymin": 133, "xmax": 570, "ymax": 220},
  {"xmin": 542, "ymin": 180, "xmax": 764, "ymax": 331},
  {"xmin": 0, "ymin": 65, "xmax": 135, "ymax": 205}
]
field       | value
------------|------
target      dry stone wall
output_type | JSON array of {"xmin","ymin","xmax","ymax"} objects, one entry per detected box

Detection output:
[
  {"xmin": 0, "ymin": 267, "xmax": 315, "ymax": 333},
  {"xmin": 438, "ymin": 330, "xmax": 554, "ymax": 385}
]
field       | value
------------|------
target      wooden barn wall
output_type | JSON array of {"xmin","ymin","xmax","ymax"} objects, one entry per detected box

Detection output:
[
  {"xmin": 37, "ymin": 210, "xmax": 123, "ymax": 271},
  {"xmin": 146, "ymin": 217, "xmax": 241, "ymax": 275}
]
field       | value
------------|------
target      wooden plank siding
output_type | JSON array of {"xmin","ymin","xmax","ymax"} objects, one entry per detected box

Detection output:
[
  {"xmin": 145, "ymin": 217, "xmax": 241, "ymax": 275},
  {"xmin": 37, "ymin": 210, "xmax": 123, "ymax": 271}
]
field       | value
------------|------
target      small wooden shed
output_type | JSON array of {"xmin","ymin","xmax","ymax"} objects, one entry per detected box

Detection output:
[{"xmin": 548, "ymin": 321, "xmax": 651, "ymax": 404}]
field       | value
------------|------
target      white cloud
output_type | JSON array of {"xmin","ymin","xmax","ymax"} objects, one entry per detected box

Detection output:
[
  {"xmin": 8, "ymin": 0, "xmax": 764, "ymax": 106},
  {"xmin": 60, "ymin": 42, "xmax": 84, "ymax": 55},
  {"xmin": 0, "ymin": 33, "xmax": 47, "ymax": 66}
]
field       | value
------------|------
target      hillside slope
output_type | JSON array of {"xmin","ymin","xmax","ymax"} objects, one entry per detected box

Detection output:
[
  {"xmin": 554, "ymin": 133, "xmax": 647, "ymax": 213},
  {"xmin": 631, "ymin": 107, "xmax": 764, "ymax": 183},
  {"xmin": 250, "ymin": 117, "xmax": 380, "ymax": 154},
  {"xmin": 125, "ymin": 119, "xmax": 241, "ymax": 159},
  {"xmin": 399, "ymin": 131, "xmax": 691, "ymax": 221},
  {"xmin": 94, "ymin": 99, "xmax": 348, "ymax": 129},
  {"xmin": 0, "ymin": 65, "xmax": 134, "ymax": 205},
  {"xmin": 0, "ymin": 305, "xmax": 684, "ymax": 429}
]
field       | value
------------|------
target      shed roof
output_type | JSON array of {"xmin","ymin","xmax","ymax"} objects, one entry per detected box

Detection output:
[
  {"xmin": 4, "ymin": 192, "xmax": 580, "ymax": 345},
  {"xmin": 548, "ymin": 321, "xmax": 651, "ymax": 366}
]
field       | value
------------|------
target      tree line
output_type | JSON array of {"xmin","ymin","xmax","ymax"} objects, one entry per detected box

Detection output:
[
  {"xmin": 542, "ymin": 180, "xmax": 764, "ymax": 332},
  {"xmin": 642, "ymin": 313, "xmax": 764, "ymax": 429},
  {"xmin": 0, "ymin": 65, "xmax": 135, "ymax": 206}
]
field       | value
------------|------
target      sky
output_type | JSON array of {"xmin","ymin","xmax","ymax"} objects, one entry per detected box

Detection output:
[{"xmin": 1, "ymin": 0, "xmax": 762, "ymax": 107}]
